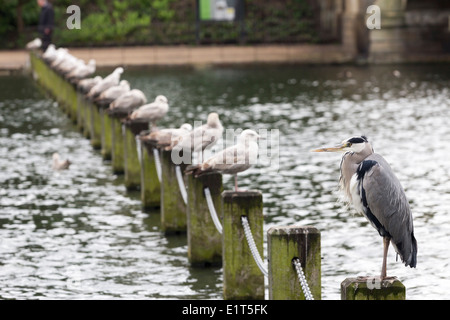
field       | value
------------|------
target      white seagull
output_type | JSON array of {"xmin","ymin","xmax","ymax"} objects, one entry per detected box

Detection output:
[
  {"xmin": 67, "ymin": 59, "xmax": 96, "ymax": 81},
  {"xmin": 77, "ymin": 76, "xmax": 102, "ymax": 94},
  {"xmin": 94, "ymin": 80, "xmax": 130, "ymax": 105},
  {"xmin": 144, "ymin": 123, "xmax": 193, "ymax": 149},
  {"xmin": 186, "ymin": 129, "xmax": 260, "ymax": 191},
  {"xmin": 109, "ymin": 89, "xmax": 147, "ymax": 112},
  {"xmin": 87, "ymin": 67, "xmax": 124, "ymax": 99},
  {"xmin": 170, "ymin": 112, "xmax": 223, "ymax": 162},
  {"xmin": 129, "ymin": 95, "xmax": 169, "ymax": 130},
  {"xmin": 52, "ymin": 153, "xmax": 71, "ymax": 170}
]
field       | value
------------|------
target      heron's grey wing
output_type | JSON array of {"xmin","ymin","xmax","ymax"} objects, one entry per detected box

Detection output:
[{"xmin": 359, "ymin": 155, "xmax": 417, "ymax": 267}]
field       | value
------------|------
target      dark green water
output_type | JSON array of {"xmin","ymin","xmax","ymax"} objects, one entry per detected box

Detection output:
[{"xmin": 1, "ymin": 63, "xmax": 449, "ymax": 299}]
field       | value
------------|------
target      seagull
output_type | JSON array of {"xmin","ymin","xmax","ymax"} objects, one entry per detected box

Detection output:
[
  {"xmin": 87, "ymin": 67, "xmax": 124, "ymax": 99},
  {"xmin": 170, "ymin": 112, "xmax": 223, "ymax": 162},
  {"xmin": 77, "ymin": 76, "xmax": 102, "ymax": 94},
  {"xmin": 52, "ymin": 153, "xmax": 71, "ymax": 170},
  {"xmin": 93, "ymin": 80, "xmax": 130, "ymax": 106},
  {"xmin": 58, "ymin": 57, "xmax": 85, "ymax": 75},
  {"xmin": 26, "ymin": 38, "xmax": 42, "ymax": 50},
  {"xmin": 50, "ymin": 48, "xmax": 70, "ymax": 69},
  {"xmin": 143, "ymin": 123, "xmax": 192, "ymax": 149},
  {"xmin": 129, "ymin": 95, "xmax": 169, "ymax": 130},
  {"xmin": 108, "ymin": 89, "xmax": 147, "ymax": 114},
  {"xmin": 42, "ymin": 44, "xmax": 57, "ymax": 62},
  {"xmin": 67, "ymin": 59, "xmax": 96, "ymax": 81},
  {"xmin": 185, "ymin": 129, "xmax": 260, "ymax": 191}
]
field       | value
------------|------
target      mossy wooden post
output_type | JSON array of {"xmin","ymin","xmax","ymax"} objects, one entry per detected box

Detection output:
[
  {"xmin": 341, "ymin": 277, "xmax": 406, "ymax": 300},
  {"xmin": 81, "ymin": 97, "xmax": 91, "ymax": 139},
  {"xmin": 186, "ymin": 172, "xmax": 223, "ymax": 267},
  {"xmin": 100, "ymin": 106, "xmax": 112, "ymax": 160},
  {"xmin": 140, "ymin": 138, "xmax": 161, "ymax": 210},
  {"xmin": 160, "ymin": 149, "xmax": 187, "ymax": 234},
  {"xmin": 89, "ymin": 102, "xmax": 102, "ymax": 149},
  {"xmin": 222, "ymin": 191, "xmax": 264, "ymax": 300},
  {"xmin": 68, "ymin": 83, "xmax": 78, "ymax": 123},
  {"xmin": 268, "ymin": 225, "xmax": 321, "ymax": 300},
  {"xmin": 76, "ymin": 92, "xmax": 85, "ymax": 134},
  {"xmin": 109, "ymin": 113, "xmax": 126, "ymax": 174},
  {"xmin": 123, "ymin": 119, "xmax": 148, "ymax": 191}
]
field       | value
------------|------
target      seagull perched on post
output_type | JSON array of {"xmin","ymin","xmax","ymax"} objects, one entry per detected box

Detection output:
[
  {"xmin": 312, "ymin": 135, "xmax": 417, "ymax": 279},
  {"xmin": 169, "ymin": 112, "xmax": 223, "ymax": 163},
  {"xmin": 87, "ymin": 67, "xmax": 124, "ymax": 99},
  {"xmin": 186, "ymin": 129, "xmax": 260, "ymax": 192},
  {"xmin": 93, "ymin": 80, "xmax": 130, "ymax": 106},
  {"xmin": 143, "ymin": 123, "xmax": 193, "ymax": 149},
  {"xmin": 108, "ymin": 89, "xmax": 147, "ymax": 114},
  {"xmin": 129, "ymin": 95, "xmax": 169, "ymax": 130}
]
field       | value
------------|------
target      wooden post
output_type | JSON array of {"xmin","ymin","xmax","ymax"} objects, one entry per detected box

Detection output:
[
  {"xmin": 66, "ymin": 81, "xmax": 78, "ymax": 123},
  {"xmin": 110, "ymin": 114, "xmax": 125, "ymax": 174},
  {"xmin": 76, "ymin": 92, "xmax": 85, "ymax": 134},
  {"xmin": 90, "ymin": 102, "xmax": 102, "ymax": 149},
  {"xmin": 222, "ymin": 190, "xmax": 264, "ymax": 300},
  {"xmin": 122, "ymin": 119, "xmax": 148, "ymax": 191},
  {"xmin": 267, "ymin": 225, "xmax": 321, "ymax": 300},
  {"xmin": 140, "ymin": 138, "xmax": 161, "ymax": 210},
  {"xmin": 100, "ymin": 107, "xmax": 112, "ymax": 160},
  {"xmin": 81, "ymin": 97, "xmax": 91, "ymax": 139},
  {"xmin": 341, "ymin": 277, "xmax": 406, "ymax": 300},
  {"xmin": 186, "ymin": 172, "xmax": 223, "ymax": 267},
  {"xmin": 160, "ymin": 149, "xmax": 187, "ymax": 234}
]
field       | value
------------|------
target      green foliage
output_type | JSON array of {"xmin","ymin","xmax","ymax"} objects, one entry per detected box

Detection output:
[{"xmin": 1, "ymin": 0, "xmax": 320, "ymax": 48}]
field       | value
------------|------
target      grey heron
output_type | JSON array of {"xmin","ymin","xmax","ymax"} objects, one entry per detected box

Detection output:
[{"xmin": 312, "ymin": 135, "xmax": 417, "ymax": 279}]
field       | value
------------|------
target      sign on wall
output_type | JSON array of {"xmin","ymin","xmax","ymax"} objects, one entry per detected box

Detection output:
[{"xmin": 199, "ymin": 0, "xmax": 240, "ymax": 21}]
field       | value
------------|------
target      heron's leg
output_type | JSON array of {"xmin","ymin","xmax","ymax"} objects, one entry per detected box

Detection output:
[{"xmin": 381, "ymin": 236, "xmax": 391, "ymax": 279}]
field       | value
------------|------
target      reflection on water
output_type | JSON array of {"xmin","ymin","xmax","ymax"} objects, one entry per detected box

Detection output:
[{"xmin": 0, "ymin": 64, "xmax": 449, "ymax": 299}]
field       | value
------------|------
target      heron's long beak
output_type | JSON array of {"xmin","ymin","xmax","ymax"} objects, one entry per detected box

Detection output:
[{"xmin": 311, "ymin": 143, "xmax": 348, "ymax": 153}]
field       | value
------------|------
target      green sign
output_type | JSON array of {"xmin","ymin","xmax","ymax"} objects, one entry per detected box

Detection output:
[{"xmin": 199, "ymin": 0, "xmax": 237, "ymax": 21}]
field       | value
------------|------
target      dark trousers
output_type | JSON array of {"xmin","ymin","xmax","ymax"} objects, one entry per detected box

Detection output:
[{"xmin": 41, "ymin": 32, "xmax": 52, "ymax": 51}]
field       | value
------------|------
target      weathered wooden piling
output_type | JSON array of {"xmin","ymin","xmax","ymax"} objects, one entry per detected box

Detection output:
[
  {"xmin": 186, "ymin": 172, "xmax": 223, "ymax": 266},
  {"xmin": 140, "ymin": 137, "xmax": 161, "ymax": 209},
  {"xmin": 160, "ymin": 149, "xmax": 187, "ymax": 234},
  {"xmin": 341, "ymin": 277, "xmax": 405, "ymax": 300},
  {"xmin": 100, "ymin": 107, "xmax": 112, "ymax": 160},
  {"xmin": 76, "ymin": 92, "xmax": 86, "ymax": 133},
  {"xmin": 222, "ymin": 191, "xmax": 264, "ymax": 300},
  {"xmin": 80, "ymin": 97, "xmax": 91, "ymax": 139},
  {"xmin": 122, "ymin": 119, "xmax": 148, "ymax": 190},
  {"xmin": 268, "ymin": 225, "xmax": 321, "ymax": 300},
  {"xmin": 89, "ymin": 102, "xmax": 102, "ymax": 149},
  {"xmin": 108, "ymin": 111, "xmax": 127, "ymax": 174}
]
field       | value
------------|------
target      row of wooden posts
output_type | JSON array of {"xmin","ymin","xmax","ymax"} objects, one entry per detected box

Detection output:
[{"xmin": 30, "ymin": 52, "xmax": 406, "ymax": 300}]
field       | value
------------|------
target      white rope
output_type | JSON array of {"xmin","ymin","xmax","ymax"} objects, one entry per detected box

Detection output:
[
  {"xmin": 135, "ymin": 136, "xmax": 142, "ymax": 166},
  {"xmin": 241, "ymin": 216, "xmax": 268, "ymax": 277},
  {"xmin": 292, "ymin": 258, "xmax": 314, "ymax": 300},
  {"xmin": 153, "ymin": 148, "xmax": 162, "ymax": 183},
  {"xmin": 204, "ymin": 187, "xmax": 222, "ymax": 234},
  {"xmin": 175, "ymin": 165, "xmax": 188, "ymax": 205}
]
